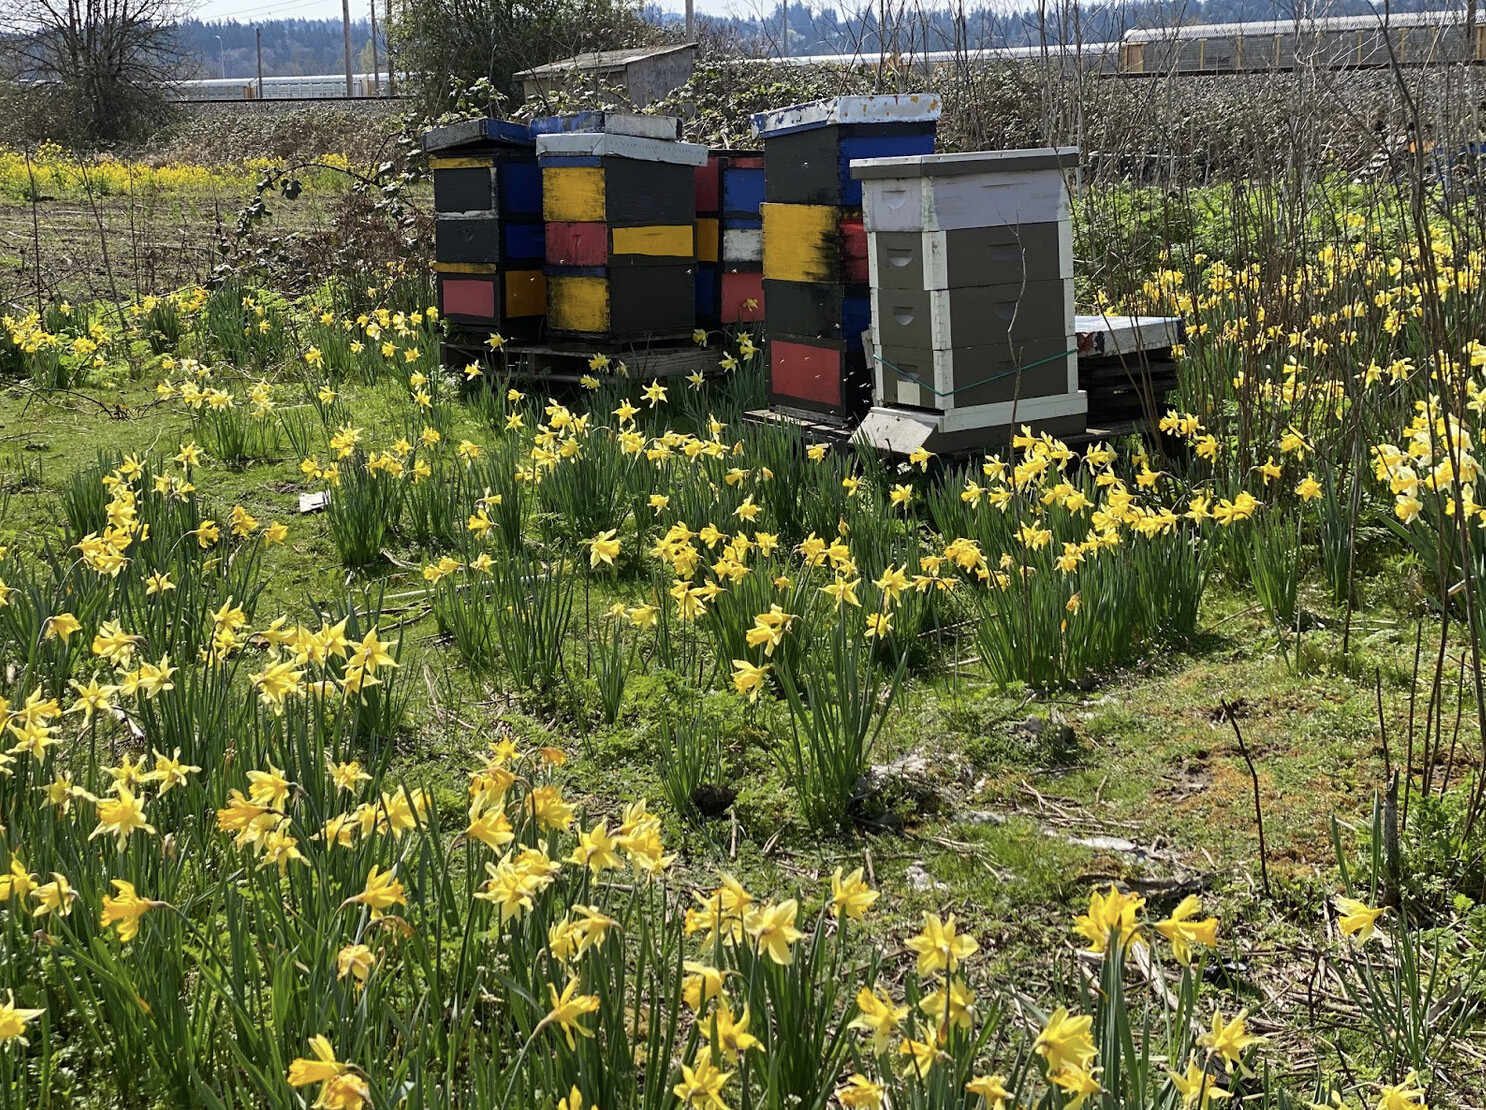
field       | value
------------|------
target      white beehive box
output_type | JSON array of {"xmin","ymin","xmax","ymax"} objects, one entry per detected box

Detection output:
[
  {"xmin": 854, "ymin": 148, "xmax": 1077, "ymax": 233},
  {"xmin": 851, "ymin": 147, "xmax": 1085, "ymax": 453}
]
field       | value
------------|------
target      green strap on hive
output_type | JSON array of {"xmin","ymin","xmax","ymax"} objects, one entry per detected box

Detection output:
[{"xmin": 869, "ymin": 347, "xmax": 1079, "ymax": 397}]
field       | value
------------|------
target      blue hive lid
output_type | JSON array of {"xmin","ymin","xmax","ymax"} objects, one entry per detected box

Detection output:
[{"xmin": 422, "ymin": 117, "xmax": 534, "ymax": 153}]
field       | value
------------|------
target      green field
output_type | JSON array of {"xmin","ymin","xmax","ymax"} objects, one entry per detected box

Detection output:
[{"xmin": 0, "ymin": 124, "xmax": 1482, "ymax": 1109}]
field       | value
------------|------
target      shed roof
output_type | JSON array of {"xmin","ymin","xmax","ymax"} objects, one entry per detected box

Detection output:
[{"xmin": 514, "ymin": 42, "xmax": 696, "ymax": 81}]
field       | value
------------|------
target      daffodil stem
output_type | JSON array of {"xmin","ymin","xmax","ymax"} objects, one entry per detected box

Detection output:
[{"xmin": 496, "ymin": 1027, "xmax": 543, "ymax": 1110}]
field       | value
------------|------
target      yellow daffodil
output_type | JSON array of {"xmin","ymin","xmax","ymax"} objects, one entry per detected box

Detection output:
[
  {"xmin": 905, "ymin": 912, "xmax": 978, "ymax": 977},
  {"xmin": 542, "ymin": 977, "xmax": 601, "ymax": 1048},
  {"xmin": 1334, "ymin": 895, "xmax": 1386, "ymax": 942},
  {"xmin": 1155, "ymin": 895, "xmax": 1219, "ymax": 965},
  {"xmin": 0, "ymin": 991, "xmax": 44, "ymax": 1045}
]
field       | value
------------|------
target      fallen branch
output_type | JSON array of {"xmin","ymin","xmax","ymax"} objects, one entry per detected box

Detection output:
[{"xmin": 1223, "ymin": 698, "xmax": 1272, "ymax": 899}]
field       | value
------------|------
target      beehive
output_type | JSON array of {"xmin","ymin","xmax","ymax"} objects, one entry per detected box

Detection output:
[
  {"xmin": 423, "ymin": 117, "xmax": 546, "ymax": 340},
  {"xmin": 694, "ymin": 150, "xmax": 766, "ymax": 329},
  {"xmin": 535, "ymin": 114, "xmax": 707, "ymax": 341},
  {"xmin": 753, "ymin": 95, "xmax": 941, "ymax": 422},
  {"xmin": 852, "ymin": 148, "xmax": 1087, "ymax": 451},
  {"xmin": 754, "ymin": 95, "xmax": 941, "ymax": 207}
]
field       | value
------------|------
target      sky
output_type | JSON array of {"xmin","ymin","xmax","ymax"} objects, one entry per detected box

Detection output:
[{"xmin": 191, "ymin": 0, "xmax": 784, "ymax": 25}]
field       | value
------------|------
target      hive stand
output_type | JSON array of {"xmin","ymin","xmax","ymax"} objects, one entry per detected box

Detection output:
[
  {"xmin": 745, "ymin": 311, "xmax": 1185, "ymax": 456},
  {"xmin": 1074, "ymin": 313, "xmax": 1184, "ymax": 428},
  {"xmin": 852, "ymin": 313, "xmax": 1184, "ymax": 455},
  {"xmin": 440, "ymin": 330, "xmax": 718, "ymax": 387},
  {"xmin": 424, "ymin": 117, "xmax": 547, "ymax": 351},
  {"xmin": 754, "ymin": 94, "xmax": 943, "ymax": 425}
]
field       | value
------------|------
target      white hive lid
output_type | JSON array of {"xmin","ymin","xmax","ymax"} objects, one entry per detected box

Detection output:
[
  {"xmin": 751, "ymin": 94, "xmax": 943, "ymax": 139},
  {"xmin": 529, "ymin": 111, "xmax": 683, "ymax": 141},
  {"xmin": 535, "ymin": 132, "xmax": 709, "ymax": 166},
  {"xmin": 1074, "ymin": 314, "xmax": 1185, "ymax": 355},
  {"xmin": 851, "ymin": 147, "xmax": 1078, "ymax": 179}
]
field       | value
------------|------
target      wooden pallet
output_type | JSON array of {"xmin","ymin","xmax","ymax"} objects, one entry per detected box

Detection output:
[
  {"xmin": 744, "ymin": 406, "xmax": 856, "ymax": 442},
  {"xmin": 442, "ymin": 334, "xmax": 718, "ymax": 383}
]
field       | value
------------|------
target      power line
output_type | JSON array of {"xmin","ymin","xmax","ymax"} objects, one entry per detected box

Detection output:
[{"xmin": 191, "ymin": 0, "xmax": 344, "ymax": 22}]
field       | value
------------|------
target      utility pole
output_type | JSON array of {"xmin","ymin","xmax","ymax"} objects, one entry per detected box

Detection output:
[
  {"xmin": 386, "ymin": 0, "xmax": 396, "ymax": 95},
  {"xmin": 255, "ymin": 27, "xmax": 264, "ymax": 99},
  {"xmin": 342, "ymin": 0, "xmax": 354, "ymax": 96},
  {"xmin": 779, "ymin": 0, "xmax": 787, "ymax": 57},
  {"xmin": 369, "ymin": 0, "xmax": 381, "ymax": 93},
  {"xmin": 685, "ymin": 0, "xmax": 693, "ymax": 41}
]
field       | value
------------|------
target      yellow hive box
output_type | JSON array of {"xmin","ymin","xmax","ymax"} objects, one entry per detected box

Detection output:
[
  {"xmin": 546, "ymin": 274, "xmax": 609, "ymax": 333},
  {"xmin": 505, "ymin": 270, "xmax": 547, "ymax": 318},
  {"xmin": 431, "ymin": 261, "xmax": 498, "ymax": 275},
  {"xmin": 542, "ymin": 166, "xmax": 606, "ymax": 222},
  {"xmin": 427, "ymin": 155, "xmax": 491, "ymax": 170},
  {"xmin": 761, "ymin": 203, "xmax": 847, "ymax": 284},
  {"xmin": 695, "ymin": 217, "xmax": 720, "ymax": 263},
  {"xmin": 611, "ymin": 224, "xmax": 694, "ymax": 258}
]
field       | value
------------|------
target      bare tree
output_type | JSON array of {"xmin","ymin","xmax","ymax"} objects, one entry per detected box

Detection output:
[{"xmin": 2, "ymin": 0, "xmax": 189, "ymax": 144}]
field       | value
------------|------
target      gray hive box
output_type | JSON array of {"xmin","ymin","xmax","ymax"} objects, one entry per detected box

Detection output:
[
  {"xmin": 869, "ymin": 222, "xmax": 1070, "ymax": 291},
  {"xmin": 851, "ymin": 147, "xmax": 1087, "ymax": 453},
  {"xmin": 854, "ymin": 148, "xmax": 1077, "ymax": 232}
]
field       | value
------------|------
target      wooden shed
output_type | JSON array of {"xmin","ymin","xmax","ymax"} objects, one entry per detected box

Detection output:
[{"xmin": 515, "ymin": 44, "xmax": 698, "ymax": 109}]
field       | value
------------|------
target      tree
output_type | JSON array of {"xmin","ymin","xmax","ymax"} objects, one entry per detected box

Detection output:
[
  {"xmin": 390, "ymin": 0, "xmax": 658, "ymax": 111},
  {"xmin": 1, "ymin": 0, "xmax": 187, "ymax": 144}
]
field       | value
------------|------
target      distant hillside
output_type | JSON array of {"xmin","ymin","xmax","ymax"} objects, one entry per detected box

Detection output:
[
  {"xmin": 175, "ymin": 0, "xmax": 1460, "ymax": 81},
  {"xmin": 672, "ymin": 0, "xmax": 1458, "ymax": 56},
  {"xmin": 176, "ymin": 19, "xmax": 384, "ymax": 80}
]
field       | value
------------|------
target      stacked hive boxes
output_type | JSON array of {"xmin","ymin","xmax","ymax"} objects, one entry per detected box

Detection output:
[
  {"xmin": 693, "ymin": 150, "xmax": 767, "ymax": 329},
  {"xmin": 752, "ymin": 94, "xmax": 941, "ymax": 422},
  {"xmin": 535, "ymin": 112, "xmax": 708, "ymax": 341},
  {"xmin": 851, "ymin": 148, "xmax": 1088, "ymax": 450},
  {"xmin": 424, "ymin": 117, "xmax": 546, "ymax": 341}
]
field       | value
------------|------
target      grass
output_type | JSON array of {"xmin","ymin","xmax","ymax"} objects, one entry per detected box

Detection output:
[
  {"xmin": 0, "ymin": 380, "xmax": 1436, "ymax": 871},
  {"xmin": 0, "ymin": 372, "xmax": 1456, "ymax": 1077}
]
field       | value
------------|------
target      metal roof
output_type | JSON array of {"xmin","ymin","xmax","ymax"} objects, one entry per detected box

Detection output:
[
  {"xmin": 514, "ymin": 42, "xmax": 696, "ymax": 80},
  {"xmin": 768, "ymin": 42, "xmax": 1117, "ymax": 66},
  {"xmin": 1122, "ymin": 9, "xmax": 1463, "ymax": 43}
]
